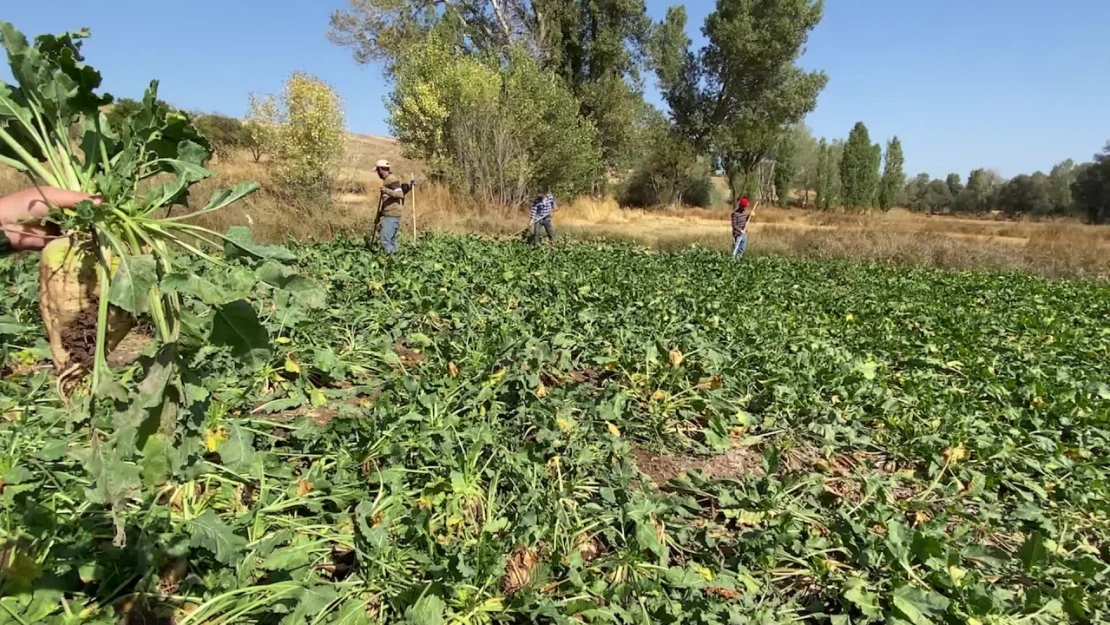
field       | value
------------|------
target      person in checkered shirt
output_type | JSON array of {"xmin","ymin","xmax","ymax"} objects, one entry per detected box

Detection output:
[{"xmin": 530, "ymin": 191, "xmax": 556, "ymax": 245}]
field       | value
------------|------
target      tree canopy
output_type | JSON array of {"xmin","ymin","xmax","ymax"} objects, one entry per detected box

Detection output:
[
  {"xmin": 651, "ymin": 0, "xmax": 826, "ymax": 202},
  {"xmin": 326, "ymin": 0, "xmax": 1110, "ymax": 221},
  {"xmin": 839, "ymin": 122, "xmax": 879, "ymax": 209},
  {"xmin": 878, "ymin": 136, "xmax": 904, "ymax": 211}
]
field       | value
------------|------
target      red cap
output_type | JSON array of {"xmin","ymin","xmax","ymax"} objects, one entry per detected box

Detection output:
[{"xmin": 739, "ymin": 198, "xmax": 750, "ymax": 208}]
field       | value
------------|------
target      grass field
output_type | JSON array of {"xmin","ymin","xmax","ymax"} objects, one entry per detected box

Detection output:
[{"xmin": 2, "ymin": 235, "xmax": 1108, "ymax": 623}]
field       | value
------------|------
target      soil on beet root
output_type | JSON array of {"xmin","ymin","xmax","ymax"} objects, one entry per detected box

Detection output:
[{"xmin": 59, "ymin": 300, "xmax": 100, "ymax": 370}]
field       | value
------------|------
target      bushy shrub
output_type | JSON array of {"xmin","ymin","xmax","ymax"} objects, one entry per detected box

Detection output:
[
  {"xmin": 681, "ymin": 177, "xmax": 718, "ymax": 208},
  {"xmin": 258, "ymin": 73, "xmax": 346, "ymax": 200},
  {"xmin": 194, "ymin": 114, "xmax": 249, "ymax": 158},
  {"xmin": 618, "ymin": 113, "xmax": 706, "ymax": 207},
  {"xmin": 388, "ymin": 31, "xmax": 601, "ymax": 203}
]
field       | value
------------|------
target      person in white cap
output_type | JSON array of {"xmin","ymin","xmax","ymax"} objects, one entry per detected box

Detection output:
[{"xmin": 373, "ymin": 159, "xmax": 414, "ymax": 255}]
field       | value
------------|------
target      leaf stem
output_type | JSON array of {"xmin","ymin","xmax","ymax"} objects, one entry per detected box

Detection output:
[
  {"xmin": 0, "ymin": 125, "xmax": 58, "ymax": 186},
  {"xmin": 91, "ymin": 241, "xmax": 112, "ymax": 394}
]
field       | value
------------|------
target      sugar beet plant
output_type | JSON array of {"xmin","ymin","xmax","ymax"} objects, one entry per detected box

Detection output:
[
  {"xmin": 0, "ymin": 22, "xmax": 261, "ymax": 387},
  {"xmin": 0, "ymin": 24, "xmax": 300, "ymax": 543}
]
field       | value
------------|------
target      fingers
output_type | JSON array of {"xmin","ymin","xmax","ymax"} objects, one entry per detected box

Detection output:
[
  {"xmin": 0, "ymin": 187, "xmax": 95, "ymax": 250},
  {"xmin": 4, "ymin": 224, "xmax": 54, "ymax": 252},
  {"xmin": 28, "ymin": 187, "xmax": 100, "ymax": 214},
  {"xmin": 38, "ymin": 187, "xmax": 99, "ymax": 208}
]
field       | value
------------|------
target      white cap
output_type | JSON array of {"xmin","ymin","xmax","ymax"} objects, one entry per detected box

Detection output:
[{"xmin": 375, "ymin": 159, "xmax": 390, "ymax": 169}]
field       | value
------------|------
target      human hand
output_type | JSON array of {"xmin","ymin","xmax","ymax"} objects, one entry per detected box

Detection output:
[{"xmin": 0, "ymin": 187, "xmax": 98, "ymax": 251}]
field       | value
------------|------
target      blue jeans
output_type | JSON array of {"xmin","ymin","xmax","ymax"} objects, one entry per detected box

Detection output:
[
  {"xmin": 379, "ymin": 216, "xmax": 401, "ymax": 255},
  {"xmin": 533, "ymin": 217, "xmax": 555, "ymax": 244},
  {"xmin": 732, "ymin": 233, "xmax": 748, "ymax": 258}
]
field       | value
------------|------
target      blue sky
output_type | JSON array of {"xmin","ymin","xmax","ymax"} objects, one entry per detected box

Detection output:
[{"xmin": 5, "ymin": 0, "xmax": 1109, "ymax": 178}]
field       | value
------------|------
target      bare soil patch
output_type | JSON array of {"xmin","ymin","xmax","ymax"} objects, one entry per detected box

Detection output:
[
  {"xmin": 107, "ymin": 332, "xmax": 154, "ymax": 367},
  {"xmin": 631, "ymin": 444, "xmax": 765, "ymax": 486}
]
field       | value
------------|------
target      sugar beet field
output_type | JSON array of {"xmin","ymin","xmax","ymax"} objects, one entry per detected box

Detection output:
[{"xmin": 2, "ymin": 236, "xmax": 1109, "ymax": 624}]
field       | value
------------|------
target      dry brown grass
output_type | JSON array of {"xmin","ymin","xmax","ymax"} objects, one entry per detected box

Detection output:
[{"xmin": 3, "ymin": 135, "xmax": 1110, "ymax": 281}]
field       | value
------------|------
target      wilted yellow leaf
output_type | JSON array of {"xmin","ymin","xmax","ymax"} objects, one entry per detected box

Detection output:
[
  {"xmin": 606, "ymin": 422, "xmax": 621, "ymax": 437},
  {"xmin": 284, "ymin": 356, "xmax": 301, "ymax": 374},
  {"xmin": 447, "ymin": 361, "xmax": 459, "ymax": 377},
  {"xmin": 204, "ymin": 427, "xmax": 228, "ymax": 452},
  {"xmin": 536, "ymin": 381, "xmax": 548, "ymax": 398},
  {"xmin": 556, "ymin": 416, "xmax": 575, "ymax": 434},
  {"xmin": 668, "ymin": 349, "xmax": 684, "ymax": 369},
  {"xmin": 296, "ymin": 480, "xmax": 313, "ymax": 497},
  {"xmin": 693, "ymin": 563, "xmax": 715, "ymax": 581},
  {"xmin": 735, "ymin": 510, "xmax": 764, "ymax": 526},
  {"xmin": 275, "ymin": 337, "xmax": 292, "ymax": 345},
  {"xmin": 696, "ymin": 376, "xmax": 722, "ymax": 390},
  {"xmin": 546, "ymin": 456, "xmax": 562, "ymax": 474},
  {"xmin": 944, "ymin": 444, "xmax": 968, "ymax": 464},
  {"xmin": 650, "ymin": 389, "xmax": 668, "ymax": 402}
]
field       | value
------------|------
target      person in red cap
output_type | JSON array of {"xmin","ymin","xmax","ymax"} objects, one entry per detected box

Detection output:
[{"xmin": 731, "ymin": 196, "xmax": 754, "ymax": 258}]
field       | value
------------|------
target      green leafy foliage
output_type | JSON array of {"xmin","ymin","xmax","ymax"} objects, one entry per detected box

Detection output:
[
  {"xmin": 1072, "ymin": 142, "xmax": 1110, "ymax": 224},
  {"xmin": 878, "ymin": 136, "xmax": 905, "ymax": 210},
  {"xmin": 619, "ymin": 110, "xmax": 709, "ymax": 207},
  {"xmin": 3, "ymin": 234, "xmax": 1109, "ymax": 623},
  {"xmin": 0, "ymin": 22, "xmax": 264, "ymax": 396},
  {"xmin": 389, "ymin": 32, "xmax": 602, "ymax": 202},
  {"xmin": 840, "ymin": 121, "xmax": 881, "ymax": 210},
  {"xmin": 193, "ymin": 113, "xmax": 250, "ymax": 158}
]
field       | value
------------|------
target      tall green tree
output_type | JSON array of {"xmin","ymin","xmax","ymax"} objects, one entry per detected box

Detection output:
[
  {"xmin": 1047, "ymin": 159, "xmax": 1076, "ymax": 214},
  {"xmin": 945, "ymin": 173, "xmax": 963, "ymax": 199},
  {"xmin": 960, "ymin": 168, "xmax": 1003, "ymax": 213},
  {"xmin": 329, "ymin": 0, "xmax": 651, "ymax": 172},
  {"xmin": 389, "ymin": 32, "xmax": 601, "ymax": 201},
  {"xmin": 1072, "ymin": 143, "xmax": 1110, "ymax": 223},
  {"xmin": 774, "ymin": 130, "xmax": 797, "ymax": 204},
  {"xmin": 651, "ymin": 0, "xmax": 827, "ymax": 201},
  {"xmin": 194, "ymin": 114, "xmax": 249, "ymax": 158},
  {"xmin": 878, "ymin": 136, "xmax": 904, "ymax": 210},
  {"xmin": 790, "ymin": 125, "xmax": 820, "ymax": 206},
  {"xmin": 924, "ymin": 179, "xmax": 953, "ymax": 211},
  {"xmin": 839, "ymin": 122, "xmax": 880, "ymax": 209},
  {"xmin": 998, "ymin": 174, "xmax": 1051, "ymax": 216},
  {"xmin": 815, "ymin": 138, "xmax": 842, "ymax": 210},
  {"xmin": 905, "ymin": 172, "xmax": 930, "ymax": 212},
  {"xmin": 619, "ymin": 108, "xmax": 706, "ymax": 207}
]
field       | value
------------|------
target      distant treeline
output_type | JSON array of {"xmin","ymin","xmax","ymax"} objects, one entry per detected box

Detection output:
[{"xmin": 783, "ymin": 121, "xmax": 1110, "ymax": 223}]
